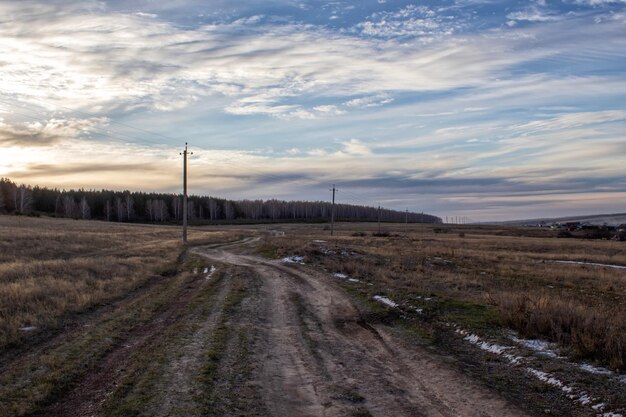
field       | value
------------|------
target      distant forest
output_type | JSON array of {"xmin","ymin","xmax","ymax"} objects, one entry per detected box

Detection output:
[{"xmin": 0, "ymin": 178, "xmax": 441, "ymax": 224}]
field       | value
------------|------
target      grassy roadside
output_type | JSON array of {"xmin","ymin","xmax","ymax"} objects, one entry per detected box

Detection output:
[
  {"xmin": 199, "ymin": 268, "xmax": 268, "ymax": 417},
  {"xmin": 255, "ymin": 225, "xmax": 626, "ymax": 372},
  {"xmin": 101, "ymin": 264, "xmax": 227, "ymax": 417},
  {"xmin": 0, "ymin": 250, "xmax": 216, "ymax": 417}
]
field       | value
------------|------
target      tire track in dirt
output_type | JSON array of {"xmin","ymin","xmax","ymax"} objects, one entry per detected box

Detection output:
[
  {"xmin": 150, "ymin": 273, "xmax": 232, "ymax": 417},
  {"xmin": 34, "ymin": 267, "xmax": 226, "ymax": 417},
  {"xmin": 197, "ymin": 247, "xmax": 533, "ymax": 417}
]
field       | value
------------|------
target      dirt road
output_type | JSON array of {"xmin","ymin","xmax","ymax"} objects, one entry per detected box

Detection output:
[
  {"xmin": 191, "ymin": 243, "xmax": 532, "ymax": 417},
  {"xmin": 4, "ymin": 238, "xmax": 532, "ymax": 417}
]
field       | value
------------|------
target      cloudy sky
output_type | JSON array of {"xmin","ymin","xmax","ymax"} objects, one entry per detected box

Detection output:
[{"xmin": 1, "ymin": 0, "xmax": 625, "ymax": 221}]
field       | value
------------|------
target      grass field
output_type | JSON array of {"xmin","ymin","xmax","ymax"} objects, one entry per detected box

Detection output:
[
  {"xmin": 0, "ymin": 216, "xmax": 228, "ymax": 349},
  {"xmin": 258, "ymin": 222, "xmax": 626, "ymax": 372},
  {"xmin": 0, "ymin": 216, "xmax": 624, "ymax": 416}
]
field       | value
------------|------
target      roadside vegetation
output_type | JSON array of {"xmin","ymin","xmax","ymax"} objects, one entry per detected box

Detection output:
[
  {"xmin": 0, "ymin": 215, "xmax": 226, "ymax": 350},
  {"xmin": 1, "ymin": 216, "xmax": 623, "ymax": 416},
  {"xmin": 258, "ymin": 223, "xmax": 626, "ymax": 372}
]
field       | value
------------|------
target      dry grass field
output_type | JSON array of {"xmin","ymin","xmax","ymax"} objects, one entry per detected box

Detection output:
[
  {"xmin": 0, "ymin": 216, "xmax": 228, "ymax": 350},
  {"xmin": 0, "ymin": 216, "xmax": 624, "ymax": 417},
  {"xmin": 259, "ymin": 223, "xmax": 626, "ymax": 372}
]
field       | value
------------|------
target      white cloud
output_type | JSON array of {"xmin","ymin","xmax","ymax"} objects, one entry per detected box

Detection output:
[
  {"xmin": 341, "ymin": 139, "xmax": 373, "ymax": 156},
  {"xmin": 513, "ymin": 110, "xmax": 626, "ymax": 131},
  {"xmin": 344, "ymin": 94, "xmax": 394, "ymax": 108},
  {"xmin": 506, "ymin": 6, "xmax": 562, "ymax": 22},
  {"xmin": 0, "ymin": 116, "xmax": 108, "ymax": 146},
  {"xmin": 313, "ymin": 105, "xmax": 346, "ymax": 115},
  {"xmin": 352, "ymin": 5, "xmax": 455, "ymax": 39}
]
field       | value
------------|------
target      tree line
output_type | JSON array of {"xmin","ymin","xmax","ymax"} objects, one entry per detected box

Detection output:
[{"xmin": 0, "ymin": 178, "xmax": 441, "ymax": 224}]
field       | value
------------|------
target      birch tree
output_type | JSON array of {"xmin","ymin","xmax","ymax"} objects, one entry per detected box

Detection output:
[
  {"xmin": 79, "ymin": 196, "xmax": 90, "ymax": 219},
  {"xmin": 13, "ymin": 185, "xmax": 32, "ymax": 213}
]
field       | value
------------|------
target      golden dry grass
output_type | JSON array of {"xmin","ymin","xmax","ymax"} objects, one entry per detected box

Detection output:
[
  {"xmin": 0, "ymin": 216, "xmax": 222, "ymax": 349},
  {"xmin": 259, "ymin": 222, "xmax": 626, "ymax": 371}
]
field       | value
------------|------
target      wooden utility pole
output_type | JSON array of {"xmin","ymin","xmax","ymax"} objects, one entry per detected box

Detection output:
[
  {"xmin": 378, "ymin": 204, "xmax": 381, "ymax": 234},
  {"xmin": 181, "ymin": 143, "xmax": 192, "ymax": 244},
  {"xmin": 330, "ymin": 184, "xmax": 337, "ymax": 236}
]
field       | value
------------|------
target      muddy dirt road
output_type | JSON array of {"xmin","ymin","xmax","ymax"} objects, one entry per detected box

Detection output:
[
  {"xmin": 2, "ymin": 238, "xmax": 532, "ymax": 417},
  {"xmin": 191, "ymin": 243, "xmax": 531, "ymax": 417}
]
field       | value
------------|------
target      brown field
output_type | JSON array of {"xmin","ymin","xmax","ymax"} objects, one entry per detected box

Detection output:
[
  {"xmin": 0, "ymin": 215, "xmax": 228, "ymax": 350},
  {"xmin": 0, "ymin": 216, "xmax": 624, "ymax": 417},
  {"xmin": 262, "ymin": 223, "xmax": 626, "ymax": 370}
]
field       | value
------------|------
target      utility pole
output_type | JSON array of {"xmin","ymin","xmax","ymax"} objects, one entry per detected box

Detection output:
[
  {"xmin": 330, "ymin": 184, "xmax": 337, "ymax": 236},
  {"xmin": 180, "ymin": 143, "xmax": 192, "ymax": 244},
  {"xmin": 378, "ymin": 204, "xmax": 381, "ymax": 234}
]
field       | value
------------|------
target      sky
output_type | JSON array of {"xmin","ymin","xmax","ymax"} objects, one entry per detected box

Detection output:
[{"xmin": 0, "ymin": 0, "xmax": 625, "ymax": 221}]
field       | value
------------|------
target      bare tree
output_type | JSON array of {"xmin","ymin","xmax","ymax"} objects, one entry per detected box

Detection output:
[
  {"xmin": 156, "ymin": 199, "xmax": 168, "ymax": 222},
  {"xmin": 54, "ymin": 195, "xmax": 62, "ymax": 217},
  {"xmin": 146, "ymin": 199, "xmax": 154, "ymax": 221},
  {"xmin": 125, "ymin": 193, "xmax": 134, "ymax": 221},
  {"xmin": 115, "ymin": 197, "xmax": 125, "ymax": 222},
  {"xmin": 79, "ymin": 196, "xmax": 90, "ymax": 220},
  {"xmin": 224, "ymin": 201, "xmax": 235, "ymax": 220},
  {"xmin": 12, "ymin": 185, "xmax": 32, "ymax": 213},
  {"xmin": 105, "ymin": 200, "xmax": 112, "ymax": 221},
  {"xmin": 207, "ymin": 198, "xmax": 218, "ymax": 221},
  {"xmin": 62, "ymin": 194, "xmax": 77, "ymax": 218}
]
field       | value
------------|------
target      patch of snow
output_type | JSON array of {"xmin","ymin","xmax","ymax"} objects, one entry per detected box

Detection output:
[
  {"xmin": 553, "ymin": 260, "xmax": 626, "ymax": 270},
  {"xmin": 456, "ymin": 329, "xmax": 520, "ymax": 361},
  {"xmin": 504, "ymin": 354, "xmax": 524, "ymax": 364},
  {"xmin": 577, "ymin": 393, "xmax": 593, "ymax": 406},
  {"xmin": 415, "ymin": 308, "xmax": 424, "ymax": 314},
  {"xmin": 457, "ymin": 330, "xmax": 623, "ymax": 416},
  {"xmin": 527, "ymin": 368, "xmax": 567, "ymax": 389},
  {"xmin": 463, "ymin": 333, "xmax": 511, "ymax": 355},
  {"xmin": 20, "ymin": 326, "xmax": 36, "ymax": 332},
  {"xmin": 373, "ymin": 295, "xmax": 399, "ymax": 308},
  {"xmin": 203, "ymin": 267, "xmax": 209, "ymax": 274},
  {"xmin": 580, "ymin": 363, "xmax": 613, "ymax": 376},
  {"xmin": 206, "ymin": 265, "xmax": 217, "ymax": 279},
  {"xmin": 509, "ymin": 334, "xmax": 560, "ymax": 358},
  {"xmin": 334, "ymin": 273, "xmax": 348, "ymax": 279},
  {"xmin": 348, "ymin": 278, "xmax": 361, "ymax": 283},
  {"xmin": 592, "ymin": 403, "xmax": 607, "ymax": 411},
  {"xmin": 282, "ymin": 256, "xmax": 305, "ymax": 264},
  {"xmin": 312, "ymin": 239, "xmax": 326, "ymax": 243},
  {"xmin": 525, "ymin": 368, "xmax": 617, "ymax": 413}
]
